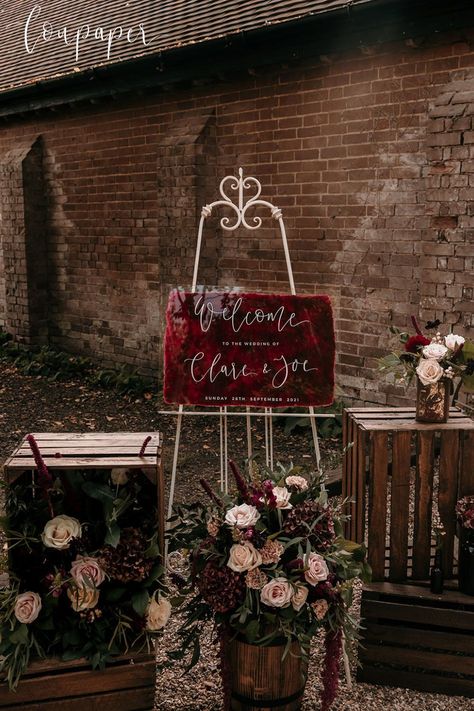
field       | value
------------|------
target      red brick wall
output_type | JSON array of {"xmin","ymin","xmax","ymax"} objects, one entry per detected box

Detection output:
[{"xmin": 0, "ymin": 29, "xmax": 473, "ymax": 401}]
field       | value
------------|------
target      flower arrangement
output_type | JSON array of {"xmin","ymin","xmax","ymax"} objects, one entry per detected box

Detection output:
[
  {"xmin": 379, "ymin": 317, "xmax": 474, "ymax": 399},
  {"xmin": 456, "ymin": 496, "xmax": 474, "ymax": 529},
  {"xmin": 167, "ymin": 461, "xmax": 370, "ymax": 711},
  {"xmin": 0, "ymin": 436, "xmax": 169, "ymax": 689}
]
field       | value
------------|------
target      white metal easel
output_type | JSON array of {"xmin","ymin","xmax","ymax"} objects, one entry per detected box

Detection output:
[
  {"xmin": 162, "ymin": 167, "xmax": 336, "ymax": 519},
  {"xmin": 161, "ymin": 168, "xmax": 350, "ymax": 687}
]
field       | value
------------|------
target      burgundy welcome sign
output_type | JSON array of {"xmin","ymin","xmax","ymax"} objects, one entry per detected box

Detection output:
[{"xmin": 164, "ymin": 290, "xmax": 335, "ymax": 408}]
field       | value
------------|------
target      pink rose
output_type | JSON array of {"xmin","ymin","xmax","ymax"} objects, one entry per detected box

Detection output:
[
  {"xmin": 227, "ymin": 542, "xmax": 262, "ymax": 573},
  {"xmin": 70, "ymin": 556, "xmax": 105, "ymax": 588},
  {"xmin": 272, "ymin": 487, "xmax": 293, "ymax": 510},
  {"xmin": 304, "ymin": 553, "xmax": 329, "ymax": 586},
  {"xmin": 14, "ymin": 591, "xmax": 42, "ymax": 624},
  {"xmin": 260, "ymin": 577, "xmax": 292, "ymax": 608}
]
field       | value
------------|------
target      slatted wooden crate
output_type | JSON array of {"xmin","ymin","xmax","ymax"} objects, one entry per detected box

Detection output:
[
  {"xmin": 342, "ymin": 407, "xmax": 474, "ymax": 581},
  {"xmin": 1, "ymin": 432, "xmax": 163, "ymax": 710},
  {"xmin": 0, "ymin": 652, "xmax": 156, "ymax": 710},
  {"xmin": 358, "ymin": 581, "xmax": 474, "ymax": 698}
]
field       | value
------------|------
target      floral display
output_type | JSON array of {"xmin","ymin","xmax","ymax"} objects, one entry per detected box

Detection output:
[
  {"xmin": 0, "ymin": 436, "xmax": 168, "ymax": 689},
  {"xmin": 378, "ymin": 316, "xmax": 474, "ymax": 398},
  {"xmin": 456, "ymin": 496, "xmax": 474, "ymax": 529},
  {"xmin": 167, "ymin": 461, "xmax": 370, "ymax": 710}
]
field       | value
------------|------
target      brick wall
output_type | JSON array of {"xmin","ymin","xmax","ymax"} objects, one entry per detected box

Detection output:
[
  {"xmin": 0, "ymin": 29, "xmax": 473, "ymax": 401},
  {"xmin": 0, "ymin": 137, "xmax": 48, "ymax": 344}
]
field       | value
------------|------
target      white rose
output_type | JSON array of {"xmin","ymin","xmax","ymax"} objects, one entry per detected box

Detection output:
[
  {"xmin": 146, "ymin": 595, "xmax": 171, "ymax": 631},
  {"xmin": 445, "ymin": 333, "xmax": 465, "ymax": 350},
  {"xmin": 304, "ymin": 552, "xmax": 329, "ymax": 586},
  {"xmin": 291, "ymin": 583, "xmax": 309, "ymax": 612},
  {"xmin": 227, "ymin": 542, "xmax": 262, "ymax": 573},
  {"xmin": 422, "ymin": 343, "xmax": 448, "ymax": 360},
  {"xmin": 285, "ymin": 476, "xmax": 308, "ymax": 492},
  {"xmin": 14, "ymin": 592, "xmax": 42, "ymax": 624},
  {"xmin": 260, "ymin": 577, "xmax": 293, "ymax": 608},
  {"xmin": 111, "ymin": 468, "xmax": 129, "ymax": 485},
  {"xmin": 272, "ymin": 487, "xmax": 293, "ymax": 510},
  {"xmin": 67, "ymin": 586, "xmax": 99, "ymax": 612},
  {"xmin": 42, "ymin": 515, "xmax": 82, "ymax": 550},
  {"xmin": 70, "ymin": 556, "xmax": 105, "ymax": 588},
  {"xmin": 416, "ymin": 358, "xmax": 444, "ymax": 386},
  {"xmin": 225, "ymin": 504, "xmax": 260, "ymax": 529}
]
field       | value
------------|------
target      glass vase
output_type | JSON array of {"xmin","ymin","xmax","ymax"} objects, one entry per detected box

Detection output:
[{"xmin": 415, "ymin": 377, "xmax": 450, "ymax": 423}]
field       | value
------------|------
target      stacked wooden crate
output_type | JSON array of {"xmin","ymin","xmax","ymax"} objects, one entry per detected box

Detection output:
[
  {"xmin": 1, "ymin": 432, "xmax": 163, "ymax": 711},
  {"xmin": 342, "ymin": 408, "xmax": 474, "ymax": 697}
]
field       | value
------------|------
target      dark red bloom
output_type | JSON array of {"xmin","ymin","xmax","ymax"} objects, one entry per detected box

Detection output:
[
  {"xmin": 197, "ymin": 561, "xmax": 245, "ymax": 613},
  {"xmin": 229, "ymin": 460, "xmax": 251, "ymax": 503},
  {"xmin": 405, "ymin": 334, "xmax": 430, "ymax": 353},
  {"xmin": 321, "ymin": 628, "xmax": 343, "ymax": 711},
  {"xmin": 262, "ymin": 480, "xmax": 277, "ymax": 509},
  {"xmin": 199, "ymin": 479, "xmax": 223, "ymax": 507}
]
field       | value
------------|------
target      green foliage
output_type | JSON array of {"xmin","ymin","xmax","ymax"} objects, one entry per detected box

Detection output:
[
  {"xmin": 276, "ymin": 400, "xmax": 344, "ymax": 439},
  {"xmin": 0, "ymin": 328, "xmax": 156, "ymax": 398}
]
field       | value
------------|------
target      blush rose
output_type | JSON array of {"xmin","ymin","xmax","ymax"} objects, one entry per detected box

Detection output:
[
  {"xmin": 260, "ymin": 577, "xmax": 293, "ymax": 608},
  {"xmin": 304, "ymin": 552, "xmax": 329, "ymax": 586},
  {"xmin": 14, "ymin": 591, "xmax": 42, "ymax": 624},
  {"xmin": 227, "ymin": 541, "xmax": 262, "ymax": 573},
  {"xmin": 416, "ymin": 358, "xmax": 444, "ymax": 386},
  {"xmin": 146, "ymin": 595, "xmax": 171, "ymax": 630},
  {"xmin": 272, "ymin": 486, "xmax": 293, "ymax": 509},
  {"xmin": 225, "ymin": 504, "xmax": 260, "ymax": 529},
  {"xmin": 42, "ymin": 515, "xmax": 81, "ymax": 550},
  {"xmin": 70, "ymin": 556, "xmax": 105, "ymax": 588},
  {"xmin": 422, "ymin": 343, "xmax": 448, "ymax": 361}
]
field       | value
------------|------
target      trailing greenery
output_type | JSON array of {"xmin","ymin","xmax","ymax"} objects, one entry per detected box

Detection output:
[{"xmin": 0, "ymin": 329, "xmax": 156, "ymax": 397}]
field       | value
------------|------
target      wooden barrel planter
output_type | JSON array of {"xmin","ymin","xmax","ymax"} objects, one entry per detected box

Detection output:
[{"xmin": 228, "ymin": 638, "xmax": 308, "ymax": 711}]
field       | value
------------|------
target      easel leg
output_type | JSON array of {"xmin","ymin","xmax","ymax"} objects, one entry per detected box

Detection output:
[
  {"xmin": 246, "ymin": 407, "xmax": 253, "ymax": 469},
  {"xmin": 167, "ymin": 405, "xmax": 183, "ymax": 520},
  {"xmin": 269, "ymin": 408, "xmax": 274, "ymax": 470},
  {"xmin": 219, "ymin": 407, "xmax": 225, "ymax": 491},
  {"xmin": 308, "ymin": 406, "xmax": 322, "ymax": 473},
  {"xmin": 223, "ymin": 406, "xmax": 229, "ymax": 494},
  {"xmin": 264, "ymin": 409, "xmax": 270, "ymax": 467}
]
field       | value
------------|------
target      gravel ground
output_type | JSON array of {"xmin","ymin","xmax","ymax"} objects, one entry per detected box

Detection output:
[{"xmin": 1, "ymin": 363, "xmax": 473, "ymax": 710}]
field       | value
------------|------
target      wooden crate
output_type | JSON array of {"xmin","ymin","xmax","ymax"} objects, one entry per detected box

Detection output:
[
  {"xmin": 3, "ymin": 431, "xmax": 164, "ymax": 556},
  {"xmin": 358, "ymin": 582, "xmax": 474, "ymax": 698},
  {"xmin": 0, "ymin": 652, "xmax": 156, "ymax": 710},
  {"xmin": 1, "ymin": 432, "xmax": 163, "ymax": 709},
  {"xmin": 342, "ymin": 407, "xmax": 474, "ymax": 581}
]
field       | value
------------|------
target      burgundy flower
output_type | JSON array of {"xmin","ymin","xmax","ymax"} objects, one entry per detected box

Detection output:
[
  {"xmin": 405, "ymin": 334, "xmax": 430, "ymax": 353},
  {"xmin": 197, "ymin": 561, "xmax": 245, "ymax": 613},
  {"xmin": 262, "ymin": 480, "xmax": 277, "ymax": 509},
  {"xmin": 321, "ymin": 628, "xmax": 342, "ymax": 711},
  {"xmin": 229, "ymin": 460, "xmax": 251, "ymax": 503}
]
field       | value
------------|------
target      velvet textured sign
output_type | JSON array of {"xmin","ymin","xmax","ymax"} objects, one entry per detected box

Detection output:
[{"xmin": 164, "ymin": 290, "xmax": 335, "ymax": 408}]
